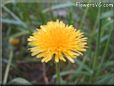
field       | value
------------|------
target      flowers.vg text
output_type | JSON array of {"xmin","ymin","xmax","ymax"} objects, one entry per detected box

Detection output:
[{"xmin": 75, "ymin": 2, "xmax": 113, "ymax": 7}]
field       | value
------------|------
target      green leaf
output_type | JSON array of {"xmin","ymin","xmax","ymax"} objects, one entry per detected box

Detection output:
[
  {"xmin": 2, "ymin": 6, "xmax": 27, "ymax": 28},
  {"xmin": 96, "ymin": 74, "xmax": 114, "ymax": 84},
  {"xmin": 75, "ymin": 60, "xmax": 93, "ymax": 74},
  {"xmin": 100, "ymin": 10, "xmax": 114, "ymax": 19},
  {"xmin": 103, "ymin": 61, "xmax": 114, "ymax": 68},
  {"xmin": 10, "ymin": 31, "xmax": 29, "ymax": 38},
  {"xmin": 100, "ymin": 35, "xmax": 109, "ymax": 43},
  {"xmin": 42, "ymin": 2, "xmax": 75, "ymax": 13},
  {"xmin": 1, "ymin": 19, "xmax": 22, "ymax": 25},
  {"xmin": 52, "ymin": 70, "xmax": 74, "ymax": 79},
  {"xmin": 8, "ymin": 77, "xmax": 31, "ymax": 85}
]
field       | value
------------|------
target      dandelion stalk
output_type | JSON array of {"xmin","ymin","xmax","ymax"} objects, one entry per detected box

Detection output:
[{"xmin": 56, "ymin": 63, "xmax": 60, "ymax": 84}]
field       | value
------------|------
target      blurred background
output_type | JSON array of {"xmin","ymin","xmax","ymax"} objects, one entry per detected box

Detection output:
[{"xmin": 1, "ymin": 0, "xmax": 114, "ymax": 85}]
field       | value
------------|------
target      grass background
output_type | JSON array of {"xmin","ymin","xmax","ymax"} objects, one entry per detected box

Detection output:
[{"xmin": 1, "ymin": 0, "xmax": 114, "ymax": 85}]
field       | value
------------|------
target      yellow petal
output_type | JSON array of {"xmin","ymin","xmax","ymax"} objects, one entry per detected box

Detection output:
[
  {"xmin": 31, "ymin": 51, "xmax": 39, "ymax": 56},
  {"xmin": 55, "ymin": 55, "xmax": 59, "ymax": 63},
  {"xmin": 66, "ymin": 56, "xmax": 75, "ymax": 63},
  {"xmin": 60, "ymin": 56, "xmax": 66, "ymax": 62},
  {"xmin": 36, "ymin": 53, "xmax": 44, "ymax": 58}
]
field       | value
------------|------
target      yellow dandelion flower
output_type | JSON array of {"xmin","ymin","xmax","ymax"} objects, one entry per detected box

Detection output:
[{"xmin": 28, "ymin": 20, "xmax": 87, "ymax": 63}]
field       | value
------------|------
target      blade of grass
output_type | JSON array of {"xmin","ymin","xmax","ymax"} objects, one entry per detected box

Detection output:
[
  {"xmin": 90, "ymin": 4, "xmax": 102, "ymax": 83},
  {"xmin": 78, "ymin": 0, "xmax": 92, "ymax": 29},
  {"xmin": 96, "ymin": 74, "xmax": 114, "ymax": 84},
  {"xmin": 3, "ymin": 47, "xmax": 13, "ymax": 84},
  {"xmin": 1, "ymin": 19, "xmax": 22, "ymax": 25},
  {"xmin": 103, "ymin": 61, "xmax": 114, "ymax": 69},
  {"xmin": 92, "ymin": 6, "xmax": 102, "ymax": 70},
  {"xmin": 102, "ymin": 23, "xmax": 113, "ymax": 51},
  {"xmin": 78, "ymin": 6, "xmax": 89, "ymax": 29},
  {"xmin": 101, "ymin": 20, "xmax": 113, "ymax": 37},
  {"xmin": 96, "ymin": 20, "xmax": 113, "ymax": 76},
  {"xmin": 52, "ymin": 70, "xmax": 74, "ymax": 83},
  {"xmin": 72, "ymin": 56, "xmax": 89, "ymax": 81},
  {"xmin": 10, "ymin": 31, "xmax": 29, "ymax": 38},
  {"xmin": 96, "ymin": 6, "xmax": 114, "ymax": 76},
  {"xmin": 8, "ymin": 77, "xmax": 31, "ymax": 84},
  {"xmin": 2, "ymin": 0, "xmax": 16, "ymax": 5},
  {"xmin": 67, "ymin": 7, "xmax": 74, "ymax": 25},
  {"xmin": 42, "ymin": 2, "xmax": 75, "ymax": 13},
  {"xmin": 100, "ymin": 10, "xmax": 114, "ymax": 19},
  {"xmin": 76, "ymin": 59, "xmax": 93, "ymax": 74},
  {"xmin": 2, "ymin": 6, "xmax": 27, "ymax": 28}
]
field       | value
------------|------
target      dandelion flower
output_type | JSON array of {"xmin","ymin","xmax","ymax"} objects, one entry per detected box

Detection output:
[{"xmin": 28, "ymin": 20, "xmax": 87, "ymax": 63}]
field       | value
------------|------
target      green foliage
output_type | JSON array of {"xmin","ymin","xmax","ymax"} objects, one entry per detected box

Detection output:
[
  {"xmin": 8, "ymin": 77, "xmax": 31, "ymax": 85},
  {"xmin": 2, "ymin": 1, "xmax": 114, "ymax": 85}
]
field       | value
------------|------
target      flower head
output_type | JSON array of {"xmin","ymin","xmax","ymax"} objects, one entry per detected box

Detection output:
[{"xmin": 28, "ymin": 20, "xmax": 87, "ymax": 63}]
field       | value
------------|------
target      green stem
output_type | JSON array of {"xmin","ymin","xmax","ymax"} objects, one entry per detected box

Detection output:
[
  {"xmin": 79, "ymin": 0, "xmax": 91, "ymax": 29},
  {"xmin": 96, "ymin": 20, "xmax": 113, "ymax": 76},
  {"xmin": 56, "ymin": 63, "xmax": 60, "ymax": 84},
  {"xmin": 92, "ymin": 6, "xmax": 101, "ymax": 70},
  {"xmin": 79, "ymin": 7, "xmax": 89, "ymax": 29},
  {"xmin": 3, "ymin": 47, "xmax": 13, "ymax": 84},
  {"xmin": 91, "ymin": 3, "xmax": 102, "ymax": 82}
]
